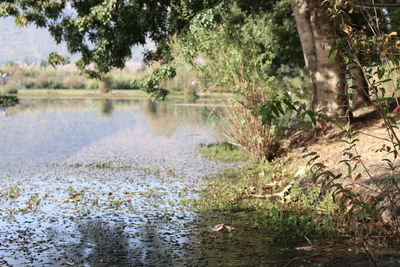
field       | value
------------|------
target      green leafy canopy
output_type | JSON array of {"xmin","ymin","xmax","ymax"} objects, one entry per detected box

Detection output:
[{"xmin": 0, "ymin": 0, "xmax": 303, "ymax": 99}]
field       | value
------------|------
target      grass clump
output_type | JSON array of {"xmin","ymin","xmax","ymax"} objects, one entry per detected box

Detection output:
[
  {"xmin": 199, "ymin": 142, "xmax": 249, "ymax": 162},
  {"xmin": 195, "ymin": 158, "xmax": 343, "ymax": 244}
]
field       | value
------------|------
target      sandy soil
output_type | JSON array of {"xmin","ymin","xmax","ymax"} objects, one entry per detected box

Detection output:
[{"xmin": 287, "ymin": 108, "xmax": 400, "ymax": 201}]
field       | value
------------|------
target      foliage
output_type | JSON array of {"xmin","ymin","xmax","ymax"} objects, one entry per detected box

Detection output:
[
  {"xmin": 0, "ymin": 64, "xmax": 198, "ymax": 92},
  {"xmin": 198, "ymin": 142, "xmax": 249, "ymax": 162},
  {"xmin": 0, "ymin": 95, "xmax": 18, "ymax": 107},
  {"xmin": 195, "ymin": 159, "xmax": 342, "ymax": 244},
  {"xmin": 0, "ymin": 0, "xmax": 172, "ymax": 76},
  {"xmin": 0, "ymin": 0, "xmax": 306, "ymax": 99},
  {"xmin": 172, "ymin": 1, "xmax": 302, "ymax": 93},
  {"xmin": 170, "ymin": 1, "xmax": 306, "ymax": 161},
  {"xmin": 288, "ymin": 1, "xmax": 400, "ymax": 255},
  {"xmin": 224, "ymin": 92, "xmax": 281, "ymax": 161},
  {"xmin": 136, "ymin": 64, "xmax": 175, "ymax": 100}
]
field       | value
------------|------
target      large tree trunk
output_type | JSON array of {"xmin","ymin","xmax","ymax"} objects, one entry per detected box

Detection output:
[
  {"xmin": 290, "ymin": 0, "xmax": 318, "ymax": 108},
  {"xmin": 291, "ymin": 0, "xmax": 348, "ymax": 118},
  {"xmin": 347, "ymin": 15, "xmax": 370, "ymax": 110},
  {"xmin": 350, "ymin": 64, "xmax": 370, "ymax": 109}
]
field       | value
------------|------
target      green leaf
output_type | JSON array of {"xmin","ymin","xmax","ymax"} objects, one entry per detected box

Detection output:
[{"xmin": 328, "ymin": 48, "xmax": 338, "ymax": 62}]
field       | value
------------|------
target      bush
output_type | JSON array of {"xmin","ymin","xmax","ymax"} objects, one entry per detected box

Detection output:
[
  {"xmin": 224, "ymin": 88, "xmax": 281, "ymax": 161},
  {"xmin": 199, "ymin": 142, "xmax": 249, "ymax": 162},
  {"xmin": 170, "ymin": 2, "xmax": 303, "ymax": 161},
  {"xmin": 0, "ymin": 64, "xmax": 151, "ymax": 91},
  {"xmin": 4, "ymin": 88, "xmax": 18, "ymax": 94},
  {"xmin": 85, "ymin": 79, "xmax": 99, "ymax": 90},
  {"xmin": 65, "ymin": 75, "xmax": 86, "ymax": 89}
]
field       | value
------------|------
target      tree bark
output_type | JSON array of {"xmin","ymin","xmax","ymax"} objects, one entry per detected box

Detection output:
[
  {"xmin": 291, "ymin": 0, "xmax": 348, "ymax": 118},
  {"xmin": 346, "ymin": 15, "xmax": 370, "ymax": 110},
  {"xmin": 350, "ymin": 63, "xmax": 370, "ymax": 110},
  {"xmin": 290, "ymin": 0, "xmax": 318, "ymax": 108}
]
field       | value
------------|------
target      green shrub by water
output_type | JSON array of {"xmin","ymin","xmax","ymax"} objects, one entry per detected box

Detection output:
[
  {"xmin": 199, "ymin": 142, "xmax": 249, "ymax": 162},
  {"xmin": 194, "ymin": 159, "xmax": 343, "ymax": 244}
]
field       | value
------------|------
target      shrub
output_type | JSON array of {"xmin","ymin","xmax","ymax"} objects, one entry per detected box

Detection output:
[
  {"xmin": 85, "ymin": 79, "xmax": 99, "ymax": 90},
  {"xmin": 65, "ymin": 75, "xmax": 86, "ymax": 89},
  {"xmin": 170, "ymin": 2, "xmax": 303, "ymax": 161}
]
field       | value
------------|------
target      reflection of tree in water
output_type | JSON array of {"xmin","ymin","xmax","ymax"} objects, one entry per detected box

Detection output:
[
  {"xmin": 98, "ymin": 99, "xmax": 114, "ymax": 118},
  {"xmin": 140, "ymin": 100, "xmax": 216, "ymax": 136},
  {"xmin": 75, "ymin": 219, "xmax": 132, "ymax": 265},
  {"xmin": 141, "ymin": 100, "xmax": 183, "ymax": 136},
  {"xmin": 0, "ymin": 95, "xmax": 19, "ymax": 108},
  {"xmin": 71, "ymin": 217, "xmax": 188, "ymax": 266},
  {"xmin": 135, "ymin": 219, "xmax": 178, "ymax": 266},
  {"xmin": 4, "ymin": 98, "xmax": 139, "ymax": 117}
]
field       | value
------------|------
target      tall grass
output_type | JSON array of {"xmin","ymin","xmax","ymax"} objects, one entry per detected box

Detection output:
[{"xmin": 0, "ymin": 63, "xmax": 204, "ymax": 94}]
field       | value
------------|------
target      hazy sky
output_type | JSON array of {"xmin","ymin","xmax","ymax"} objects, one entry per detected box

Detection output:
[{"xmin": 0, "ymin": 17, "xmax": 149, "ymax": 65}]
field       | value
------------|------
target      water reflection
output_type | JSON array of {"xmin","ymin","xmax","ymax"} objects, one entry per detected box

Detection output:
[
  {"xmin": 3, "ymin": 98, "xmax": 222, "ymax": 137},
  {"xmin": 76, "ymin": 219, "xmax": 131, "ymax": 265},
  {"xmin": 0, "ymin": 95, "xmax": 19, "ymax": 108},
  {"xmin": 0, "ymin": 98, "xmax": 227, "ymax": 266},
  {"xmin": 98, "ymin": 99, "xmax": 114, "ymax": 118}
]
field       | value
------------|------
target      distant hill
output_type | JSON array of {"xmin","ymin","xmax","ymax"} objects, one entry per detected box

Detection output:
[{"xmin": 0, "ymin": 17, "xmax": 147, "ymax": 65}]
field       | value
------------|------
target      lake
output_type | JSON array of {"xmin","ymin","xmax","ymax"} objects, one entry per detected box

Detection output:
[{"xmin": 0, "ymin": 98, "xmax": 394, "ymax": 266}]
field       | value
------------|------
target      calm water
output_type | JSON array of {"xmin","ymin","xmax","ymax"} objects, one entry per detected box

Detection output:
[{"xmin": 0, "ymin": 98, "xmax": 396, "ymax": 266}]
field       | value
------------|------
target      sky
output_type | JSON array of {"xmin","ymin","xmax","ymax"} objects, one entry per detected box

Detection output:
[{"xmin": 0, "ymin": 17, "xmax": 150, "ymax": 65}]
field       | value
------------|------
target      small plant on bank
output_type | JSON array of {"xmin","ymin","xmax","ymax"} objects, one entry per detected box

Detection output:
[
  {"xmin": 198, "ymin": 142, "xmax": 249, "ymax": 162},
  {"xmin": 195, "ymin": 159, "xmax": 342, "ymax": 244}
]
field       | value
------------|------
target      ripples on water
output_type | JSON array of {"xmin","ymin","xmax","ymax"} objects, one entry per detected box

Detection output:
[{"xmin": 0, "ymin": 98, "xmax": 275, "ymax": 266}]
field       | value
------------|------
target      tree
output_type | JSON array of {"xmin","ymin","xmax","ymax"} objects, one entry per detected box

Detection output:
[
  {"xmin": 0, "ymin": 1, "xmax": 174, "ymax": 73},
  {"xmin": 171, "ymin": 1, "xmax": 302, "ymax": 160},
  {"xmin": 0, "ymin": 0, "xmax": 226, "ymax": 98},
  {"xmin": 173, "ymin": 1, "xmax": 303, "ymax": 93},
  {"xmin": 0, "ymin": 0, "xmax": 376, "ymax": 117},
  {"xmin": 290, "ymin": 0, "xmax": 348, "ymax": 118}
]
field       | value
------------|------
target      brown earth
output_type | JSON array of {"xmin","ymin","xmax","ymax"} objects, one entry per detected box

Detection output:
[{"xmin": 284, "ymin": 107, "xmax": 400, "ymax": 222}]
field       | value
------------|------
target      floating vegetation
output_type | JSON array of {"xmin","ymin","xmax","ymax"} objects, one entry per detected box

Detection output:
[
  {"xmin": 20, "ymin": 193, "xmax": 40, "ymax": 213},
  {"xmin": 69, "ymin": 161, "xmax": 132, "ymax": 170},
  {"xmin": 7, "ymin": 186, "xmax": 20, "ymax": 199}
]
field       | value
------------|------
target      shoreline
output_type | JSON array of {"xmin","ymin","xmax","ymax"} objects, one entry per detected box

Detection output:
[{"xmin": 12, "ymin": 89, "xmax": 234, "ymax": 101}]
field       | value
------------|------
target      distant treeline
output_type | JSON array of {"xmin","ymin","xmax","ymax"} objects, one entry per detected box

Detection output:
[
  {"xmin": 0, "ymin": 61, "xmax": 202, "ymax": 95},
  {"xmin": 0, "ymin": 62, "xmax": 143, "ymax": 92}
]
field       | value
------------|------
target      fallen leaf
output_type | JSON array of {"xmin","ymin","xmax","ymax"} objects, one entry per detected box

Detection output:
[
  {"xmin": 295, "ymin": 246, "xmax": 314, "ymax": 251},
  {"xmin": 56, "ymin": 198, "xmax": 71, "ymax": 203},
  {"xmin": 212, "ymin": 224, "xmax": 224, "ymax": 232},
  {"xmin": 225, "ymin": 225, "xmax": 235, "ymax": 232},
  {"xmin": 263, "ymin": 181, "xmax": 279, "ymax": 190}
]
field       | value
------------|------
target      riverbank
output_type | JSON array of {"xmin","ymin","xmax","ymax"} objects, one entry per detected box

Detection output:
[
  {"xmin": 7, "ymin": 89, "xmax": 234, "ymax": 105},
  {"xmin": 13, "ymin": 89, "xmax": 225, "ymax": 99},
  {"xmin": 196, "ymin": 146, "xmax": 340, "ymax": 244},
  {"xmin": 197, "ymin": 119, "xmax": 400, "ymax": 263}
]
